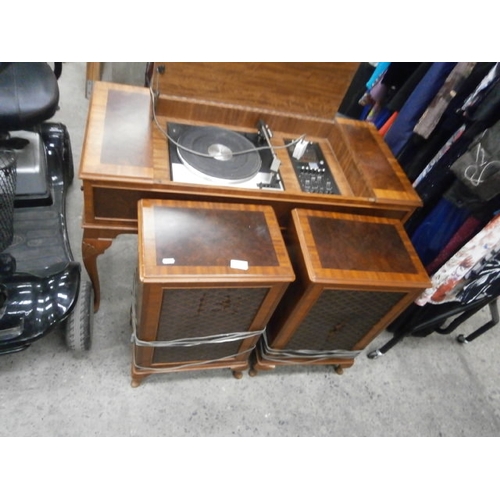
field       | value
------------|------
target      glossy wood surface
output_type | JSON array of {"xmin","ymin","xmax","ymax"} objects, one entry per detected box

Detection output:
[
  {"xmin": 132, "ymin": 200, "xmax": 295, "ymax": 385},
  {"xmin": 291, "ymin": 209, "xmax": 430, "ymax": 289},
  {"xmin": 80, "ymin": 81, "xmax": 421, "ymax": 214},
  {"xmin": 152, "ymin": 62, "xmax": 359, "ymax": 120},
  {"xmin": 79, "ymin": 66, "xmax": 422, "ymax": 309},
  {"xmin": 251, "ymin": 210, "xmax": 431, "ymax": 374},
  {"xmin": 138, "ymin": 200, "xmax": 294, "ymax": 284}
]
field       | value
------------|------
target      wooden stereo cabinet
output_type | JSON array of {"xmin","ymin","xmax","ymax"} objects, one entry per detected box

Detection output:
[
  {"xmin": 250, "ymin": 209, "xmax": 431, "ymax": 375},
  {"xmin": 79, "ymin": 63, "xmax": 422, "ymax": 311},
  {"xmin": 132, "ymin": 199, "xmax": 295, "ymax": 387}
]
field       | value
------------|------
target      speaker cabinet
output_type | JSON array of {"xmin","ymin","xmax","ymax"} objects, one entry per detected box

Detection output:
[
  {"xmin": 251, "ymin": 209, "xmax": 430, "ymax": 375},
  {"xmin": 132, "ymin": 199, "xmax": 294, "ymax": 386}
]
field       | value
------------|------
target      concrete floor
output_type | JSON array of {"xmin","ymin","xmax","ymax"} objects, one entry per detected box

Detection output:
[{"xmin": 1, "ymin": 62, "xmax": 500, "ymax": 438}]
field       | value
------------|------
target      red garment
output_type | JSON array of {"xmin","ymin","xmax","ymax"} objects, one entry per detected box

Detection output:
[
  {"xmin": 416, "ymin": 214, "xmax": 500, "ymax": 306},
  {"xmin": 425, "ymin": 216, "xmax": 483, "ymax": 275},
  {"xmin": 379, "ymin": 111, "xmax": 398, "ymax": 137}
]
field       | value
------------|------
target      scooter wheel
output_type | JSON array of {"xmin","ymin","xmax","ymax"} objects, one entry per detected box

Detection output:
[{"xmin": 65, "ymin": 280, "xmax": 94, "ymax": 351}]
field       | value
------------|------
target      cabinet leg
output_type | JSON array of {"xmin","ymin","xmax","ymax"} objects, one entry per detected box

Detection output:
[
  {"xmin": 232, "ymin": 370, "xmax": 243, "ymax": 379},
  {"xmin": 131, "ymin": 372, "xmax": 150, "ymax": 388},
  {"xmin": 82, "ymin": 237, "xmax": 113, "ymax": 312}
]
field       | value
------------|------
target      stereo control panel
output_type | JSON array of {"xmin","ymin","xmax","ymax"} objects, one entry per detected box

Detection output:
[{"xmin": 285, "ymin": 140, "xmax": 340, "ymax": 195}]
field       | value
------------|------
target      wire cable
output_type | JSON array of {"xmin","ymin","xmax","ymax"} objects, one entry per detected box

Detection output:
[
  {"xmin": 148, "ymin": 66, "xmax": 307, "ymax": 159},
  {"xmin": 133, "ymin": 346, "xmax": 256, "ymax": 374},
  {"xmin": 131, "ymin": 328, "xmax": 265, "ymax": 348},
  {"xmin": 258, "ymin": 331, "xmax": 361, "ymax": 364}
]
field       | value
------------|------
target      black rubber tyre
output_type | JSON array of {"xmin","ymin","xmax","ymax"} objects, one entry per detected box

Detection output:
[{"xmin": 65, "ymin": 280, "xmax": 94, "ymax": 351}]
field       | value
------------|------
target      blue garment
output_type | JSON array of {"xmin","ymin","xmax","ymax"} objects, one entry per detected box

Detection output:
[
  {"xmin": 411, "ymin": 197, "xmax": 470, "ymax": 267},
  {"xmin": 366, "ymin": 62, "xmax": 390, "ymax": 89},
  {"xmin": 373, "ymin": 108, "xmax": 392, "ymax": 129},
  {"xmin": 360, "ymin": 104, "xmax": 372, "ymax": 120},
  {"xmin": 384, "ymin": 63, "xmax": 457, "ymax": 157}
]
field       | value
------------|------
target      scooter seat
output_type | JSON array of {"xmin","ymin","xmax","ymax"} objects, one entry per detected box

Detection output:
[{"xmin": 0, "ymin": 63, "xmax": 59, "ymax": 132}]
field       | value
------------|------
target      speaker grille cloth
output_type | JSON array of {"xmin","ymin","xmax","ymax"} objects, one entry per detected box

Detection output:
[
  {"xmin": 153, "ymin": 287, "xmax": 269, "ymax": 363},
  {"xmin": 284, "ymin": 289, "xmax": 405, "ymax": 351}
]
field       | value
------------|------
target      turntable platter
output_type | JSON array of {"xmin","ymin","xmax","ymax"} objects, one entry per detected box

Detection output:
[{"xmin": 177, "ymin": 126, "xmax": 262, "ymax": 181}]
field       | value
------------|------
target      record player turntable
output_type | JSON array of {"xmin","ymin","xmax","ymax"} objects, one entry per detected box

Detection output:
[
  {"xmin": 167, "ymin": 118, "xmax": 343, "ymax": 195},
  {"xmin": 167, "ymin": 120, "xmax": 285, "ymax": 191}
]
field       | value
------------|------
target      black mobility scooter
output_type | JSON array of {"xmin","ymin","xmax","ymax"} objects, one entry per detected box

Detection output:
[{"xmin": 0, "ymin": 62, "xmax": 93, "ymax": 355}]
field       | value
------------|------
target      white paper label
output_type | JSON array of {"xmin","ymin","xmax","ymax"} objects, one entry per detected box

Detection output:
[
  {"xmin": 162, "ymin": 257, "xmax": 176, "ymax": 265},
  {"xmin": 230, "ymin": 259, "xmax": 249, "ymax": 270}
]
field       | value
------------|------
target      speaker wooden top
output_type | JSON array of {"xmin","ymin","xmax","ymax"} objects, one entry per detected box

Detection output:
[
  {"xmin": 138, "ymin": 199, "xmax": 295, "ymax": 284},
  {"xmin": 290, "ymin": 209, "xmax": 431, "ymax": 290}
]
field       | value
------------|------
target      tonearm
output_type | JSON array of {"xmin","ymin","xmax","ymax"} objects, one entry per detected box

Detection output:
[{"xmin": 257, "ymin": 120, "xmax": 281, "ymax": 187}]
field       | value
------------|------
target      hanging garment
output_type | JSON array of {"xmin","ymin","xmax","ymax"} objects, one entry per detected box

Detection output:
[
  {"xmin": 373, "ymin": 108, "xmax": 393, "ymax": 129},
  {"xmin": 459, "ymin": 63, "xmax": 500, "ymax": 118},
  {"xmin": 365, "ymin": 62, "xmax": 391, "ymax": 90},
  {"xmin": 413, "ymin": 62, "xmax": 476, "ymax": 140},
  {"xmin": 358, "ymin": 64, "xmax": 391, "ymax": 123},
  {"xmin": 338, "ymin": 63, "xmax": 423, "ymax": 125},
  {"xmin": 411, "ymin": 120, "xmax": 491, "ymax": 207},
  {"xmin": 405, "ymin": 93, "xmax": 500, "ymax": 237},
  {"xmin": 384, "ymin": 63, "xmax": 457, "ymax": 157},
  {"xmin": 423, "ymin": 171, "xmax": 500, "ymax": 274},
  {"xmin": 458, "ymin": 66, "xmax": 500, "ymax": 125},
  {"xmin": 369, "ymin": 63, "xmax": 425, "ymax": 131},
  {"xmin": 415, "ymin": 214, "xmax": 500, "ymax": 306},
  {"xmin": 374, "ymin": 63, "xmax": 432, "ymax": 136},
  {"xmin": 381, "ymin": 63, "xmax": 423, "ymax": 94},
  {"xmin": 425, "ymin": 215, "xmax": 483, "ymax": 275},
  {"xmin": 385, "ymin": 63, "xmax": 433, "ymax": 113},
  {"xmin": 379, "ymin": 111, "xmax": 398, "ymax": 136},
  {"xmin": 413, "ymin": 125, "xmax": 467, "ymax": 187},
  {"xmin": 359, "ymin": 79, "xmax": 385, "ymax": 107},
  {"xmin": 338, "ymin": 63, "xmax": 377, "ymax": 119},
  {"xmin": 366, "ymin": 88, "xmax": 388, "ymax": 123},
  {"xmin": 398, "ymin": 63, "xmax": 496, "ymax": 182},
  {"xmin": 450, "ymin": 131, "xmax": 500, "ymax": 201},
  {"xmin": 456, "ymin": 250, "xmax": 500, "ymax": 303},
  {"xmin": 441, "ymin": 117, "xmax": 500, "ymax": 205},
  {"xmin": 410, "ymin": 195, "xmax": 470, "ymax": 267}
]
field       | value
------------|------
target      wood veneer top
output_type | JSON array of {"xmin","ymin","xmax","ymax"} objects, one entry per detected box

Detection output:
[
  {"xmin": 79, "ymin": 83, "xmax": 154, "ymax": 181},
  {"xmin": 79, "ymin": 81, "xmax": 421, "ymax": 216},
  {"xmin": 291, "ymin": 209, "xmax": 431, "ymax": 289},
  {"xmin": 138, "ymin": 199, "xmax": 295, "ymax": 283}
]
